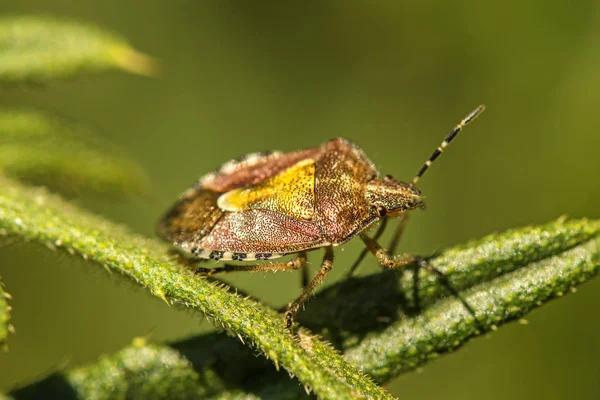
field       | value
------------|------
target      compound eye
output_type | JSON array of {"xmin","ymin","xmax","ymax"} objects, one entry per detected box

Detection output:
[{"xmin": 376, "ymin": 205, "xmax": 388, "ymax": 217}]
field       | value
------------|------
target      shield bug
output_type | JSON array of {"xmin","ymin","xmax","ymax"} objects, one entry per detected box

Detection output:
[{"xmin": 157, "ymin": 105, "xmax": 485, "ymax": 328}]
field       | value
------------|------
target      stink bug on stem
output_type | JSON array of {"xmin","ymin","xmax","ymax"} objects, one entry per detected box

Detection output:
[{"xmin": 157, "ymin": 105, "xmax": 485, "ymax": 329}]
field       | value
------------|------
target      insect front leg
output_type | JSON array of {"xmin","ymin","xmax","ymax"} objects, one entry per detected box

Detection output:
[
  {"xmin": 346, "ymin": 213, "xmax": 413, "ymax": 278},
  {"xmin": 285, "ymin": 247, "xmax": 334, "ymax": 329},
  {"xmin": 359, "ymin": 231, "xmax": 452, "ymax": 294},
  {"xmin": 346, "ymin": 218, "xmax": 388, "ymax": 278},
  {"xmin": 361, "ymin": 233, "xmax": 483, "ymax": 327},
  {"xmin": 195, "ymin": 252, "xmax": 307, "ymax": 276},
  {"xmin": 359, "ymin": 232, "xmax": 428, "ymax": 271}
]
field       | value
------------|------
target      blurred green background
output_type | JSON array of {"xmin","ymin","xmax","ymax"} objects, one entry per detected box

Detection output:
[{"xmin": 1, "ymin": 1, "xmax": 600, "ymax": 398}]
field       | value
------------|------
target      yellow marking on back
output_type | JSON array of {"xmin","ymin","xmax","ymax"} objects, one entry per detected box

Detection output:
[{"xmin": 217, "ymin": 159, "xmax": 315, "ymax": 220}]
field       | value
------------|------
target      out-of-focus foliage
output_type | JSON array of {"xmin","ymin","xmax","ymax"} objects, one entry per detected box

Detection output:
[
  {"xmin": 0, "ymin": 6, "xmax": 154, "ymax": 366},
  {"xmin": 0, "ymin": 279, "xmax": 11, "ymax": 348},
  {"xmin": 0, "ymin": 16, "xmax": 155, "ymax": 83},
  {"xmin": 0, "ymin": 110, "xmax": 150, "ymax": 196}
]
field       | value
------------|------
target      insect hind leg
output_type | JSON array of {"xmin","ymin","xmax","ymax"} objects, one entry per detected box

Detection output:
[
  {"xmin": 195, "ymin": 252, "xmax": 307, "ymax": 276},
  {"xmin": 168, "ymin": 248, "xmax": 203, "ymax": 269}
]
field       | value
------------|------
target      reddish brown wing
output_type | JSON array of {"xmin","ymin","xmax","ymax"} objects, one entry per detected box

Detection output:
[
  {"xmin": 158, "ymin": 144, "xmax": 327, "ymax": 260},
  {"xmin": 314, "ymin": 138, "xmax": 379, "ymax": 243},
  {"xmin": 217, "ymin": 158, "xmax": 316, "ymax": 220},
  {"xmin": 198, "ymin": 209, "xmax": 326, "ymax": 259},
  {"xmin": 156, "ymin": 188, "xmax": 223, "ymax": 248},
  {"xmin": 158, "ymin": 138, "xmax": 379, "ymax": 259}
]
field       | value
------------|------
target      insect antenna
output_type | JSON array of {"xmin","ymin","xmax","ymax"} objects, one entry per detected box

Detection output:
[{"xmin": 411, "ymin": 104, "xmax": 485, "ymax": 186}]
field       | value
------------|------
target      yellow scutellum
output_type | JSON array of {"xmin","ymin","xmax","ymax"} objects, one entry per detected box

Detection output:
[{"xmin": 218, "ymin": 159, "xmax": 316, "ymax": 220}]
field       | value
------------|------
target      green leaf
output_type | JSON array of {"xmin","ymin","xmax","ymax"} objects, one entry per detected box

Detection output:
[
  {"xmin": 0, "ymin": 176, "xmax": 392, "ymax": 400},
  {"xmin": 0, "ymin": 110, "xmax": 150, "ymax": 196},
  {"xmin": 0, "ymin": 16, "xmax": 156, "ymax": 83}
]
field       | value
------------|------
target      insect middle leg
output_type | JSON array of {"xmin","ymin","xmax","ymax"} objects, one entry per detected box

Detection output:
[
  {"xmin": 195, "ymin": 252, "xmax": 307, "ymax": 276},
  {"xmin": 387, "ymin": 213, "xmax": 411, "ymax": 255},
  {"xmin": 301, "ymin": 263, "xmax": 310, "ymax": 288},
  {"xmin": 285, "ymin": 247, "xmax": 334, "ymax": 329}
]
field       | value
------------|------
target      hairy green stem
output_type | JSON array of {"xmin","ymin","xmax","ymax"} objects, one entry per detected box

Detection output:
[
  {"xmin": 346, "ymin": 234, "xmax": 600, "ymax": 381},
  {"xmin": 7, "ymin": 204, "xmax": 600, "ymax": 399}
]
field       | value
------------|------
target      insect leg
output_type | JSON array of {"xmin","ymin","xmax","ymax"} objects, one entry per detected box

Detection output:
[
  {"xmin": 346, "ymin": 218, "xmax": 388, "ymax": 278},
  {"xmin": 169, "ymin": 248, "xmax": 202, "ymax": 268},
  {"xmin": 361, "ymin": 233, "xmax": 481, "ymax": 326},
  {"xmin": 301, "ymin": 262, "xmax": 310, "ymax": 288},
  {"xmin": 285, "ymin": 247, "xmax": 334, "ymax": 329},
  {"xmin": 359, "ymin": 233, "xmax": 420, "ymax": 270},
  {"xmin": 195, "ymin": 253, "xmax": 307, "ymax": 276},
  {"xmin": 387, "ymin": 213, "xmax": 411, "ymax": 255}
]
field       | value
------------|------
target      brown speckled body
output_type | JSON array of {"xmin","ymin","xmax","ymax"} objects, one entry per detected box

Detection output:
[
  {"xmin": 157, "ymin": 105, "xmax": 485, "ymax": 329},
  {"xmin": 157, "ymin": 138, "xmax": 421, "ymax": 261}
]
